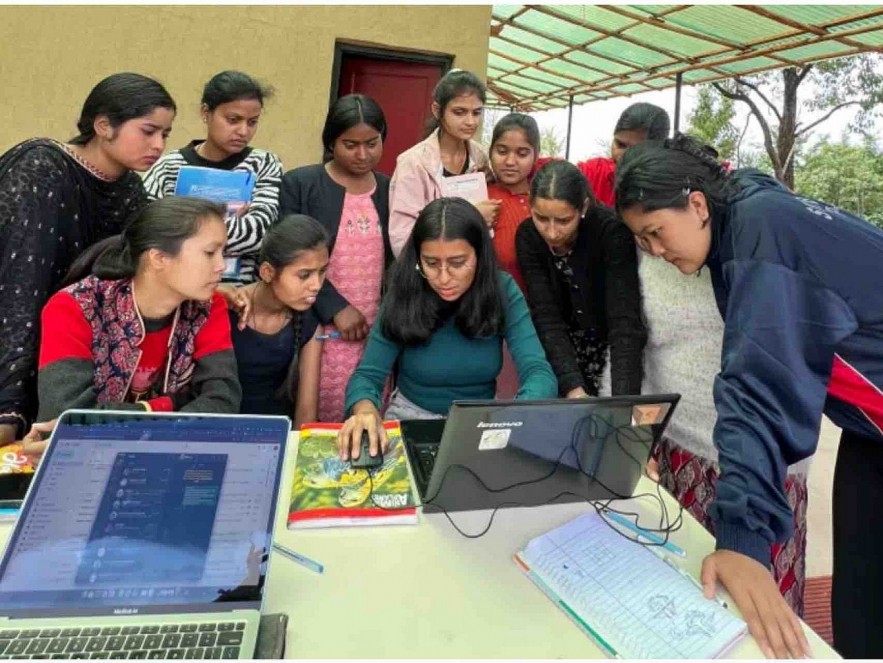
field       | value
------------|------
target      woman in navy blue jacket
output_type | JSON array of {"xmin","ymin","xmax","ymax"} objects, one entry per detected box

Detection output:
[{"xmin": 616, "ymin": 134, "xmax": 883, "ymax": 659}]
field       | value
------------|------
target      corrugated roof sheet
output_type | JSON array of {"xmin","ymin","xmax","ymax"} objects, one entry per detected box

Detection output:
[{"xmin": 487, "ymin": 5, "xmax": 883, "ymax": 109}]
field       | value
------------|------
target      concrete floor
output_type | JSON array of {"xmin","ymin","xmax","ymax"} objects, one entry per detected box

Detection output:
[{"xmin": 806, "ymin": 417, "xmax": 840, "ymax": 578}]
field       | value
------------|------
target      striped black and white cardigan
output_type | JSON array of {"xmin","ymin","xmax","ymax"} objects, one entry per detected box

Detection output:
[{"xmin": 143, "ymin": 140, "xmax": 283, "ymax": 283}]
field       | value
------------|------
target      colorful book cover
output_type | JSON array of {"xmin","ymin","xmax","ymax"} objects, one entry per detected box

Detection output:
[
  {"xmin": 288, "ymin": 422, "xmax": 418, "ymax": 529},
  {"xmin": 173, "ymin": 166, "xmax": 256, "ymax": 281},
  {"xmin": 174, "ymin": 166, "xmax": 256, "ymax": 205},
  {"xmin": 0, "ymin": 444, "xmax": 36, "ymax": 476}
]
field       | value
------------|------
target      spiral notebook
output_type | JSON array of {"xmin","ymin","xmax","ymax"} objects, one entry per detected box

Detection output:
[{"xmin": 514, "ymin": 513, "xmax": 747, "ymax": 659}]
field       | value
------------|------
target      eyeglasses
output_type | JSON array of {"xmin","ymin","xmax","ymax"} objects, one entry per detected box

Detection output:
[{"xmin": 417, "ymin": 256, "xmax": 476, "ymax": 279}]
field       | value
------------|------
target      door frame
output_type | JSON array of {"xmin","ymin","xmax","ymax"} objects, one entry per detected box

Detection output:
[{"xmin": 329, "ymin": 40, "xmax": 454, "ymax": 109}]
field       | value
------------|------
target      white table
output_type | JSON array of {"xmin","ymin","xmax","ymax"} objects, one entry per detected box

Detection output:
[{"xmin": 265, "ymin": 436, "xmax": 838, "ymax": 659}]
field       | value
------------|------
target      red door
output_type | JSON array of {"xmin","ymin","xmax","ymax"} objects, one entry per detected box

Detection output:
[{"xmin": 338, "ymin": 57, "xmax": 444, "ymax": 176}]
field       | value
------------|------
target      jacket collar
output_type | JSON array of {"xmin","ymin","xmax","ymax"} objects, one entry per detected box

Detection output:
[{"xmin": 416, "ymin": 131, "xmax": 486, "ymax": 182}]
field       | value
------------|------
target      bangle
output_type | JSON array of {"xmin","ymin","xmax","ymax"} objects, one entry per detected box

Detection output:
[{"xmin": 0, "ymin": 413, "xmax": 28, "ymax": 437}]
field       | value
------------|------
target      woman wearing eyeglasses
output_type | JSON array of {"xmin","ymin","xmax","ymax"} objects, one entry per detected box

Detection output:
[
  {"xmin": 515, "ymin": 160, "xmax": 646, "ymax": 400},
  {"xmin": 337, "ymin": 197, "xmax": 557, "ymax": 461}
]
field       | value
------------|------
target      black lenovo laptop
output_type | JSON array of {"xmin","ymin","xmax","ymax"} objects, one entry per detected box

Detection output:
[{"xmin": 401, "ymin": 395, "xmax": 679, "ymax": 513}]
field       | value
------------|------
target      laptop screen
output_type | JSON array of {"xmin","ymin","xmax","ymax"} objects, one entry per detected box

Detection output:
[{"xmin": 0, "ymin": 412, "xmax": 289, "ymax": 618}]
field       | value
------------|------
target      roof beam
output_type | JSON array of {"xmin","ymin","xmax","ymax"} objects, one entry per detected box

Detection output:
[
  {"xmin": 737, "ymin": 5, "xmax": 872, "ymax": 52},
  {"xmin": 606, "ymin": 4, "xmax": 802, "ymax": 68},
  {"xmin": 522, "ymin": 15, "xmax": 883, "ymax": 106},
  {"xmin": 601, "ymin": 4, "xmax": 747, "ymax": 52},
  {"xmin": 489, "ymin": 12, "xmax": 634, "ymax": 82},
  {"xmin": 487, "ymin": 5, "xmax": 883, "ymax": 109},
  {"xmin": 488, "ymin": 47, "xmax": 603, "ymax": 90},
  {"xmin": 531, "ymin": 5, "xmax": 704, "ymax": 65},
  {"xmin": 489, "ymin": 25, "xmax": 668, "ymax": 88}
]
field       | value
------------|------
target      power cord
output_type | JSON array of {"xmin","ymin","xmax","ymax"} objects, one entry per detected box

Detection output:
[{"xmin": 360, "ymin": 412, "xmax": 686, "ymax": 548}]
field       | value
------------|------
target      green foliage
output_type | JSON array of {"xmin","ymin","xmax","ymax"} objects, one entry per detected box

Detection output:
[
  {"xmin": 686, "ymin": 86, "xmax": 739, "ymax": 160},
  {"xmin": 809, "ymin": 55, "xmax": 883, "ymax": 135},
  {"xmin": 540, "ymin": 126, "xmax": 564, "ymax": 158},
  {"xmin": 794, "ymin": 141, "xmax": 883, "ymax": 230}
]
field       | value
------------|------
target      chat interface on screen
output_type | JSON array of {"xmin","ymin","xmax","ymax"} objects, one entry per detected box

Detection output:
[{"xmin": 0, "ymin": 418, "xmax": 283, "ymax": 613}]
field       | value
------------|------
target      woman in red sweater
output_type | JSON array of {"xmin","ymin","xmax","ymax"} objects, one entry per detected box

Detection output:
[
  {"xmin": 36, "ymin": 196, "xmax": 241, "ymax": 425},
  {"xmin": 577, "ymin": 103, "xmax": 670, "ymax": 206},
  {"xmin": 486, "ymin": 113, "xmax": 540, "ymax": 293}
]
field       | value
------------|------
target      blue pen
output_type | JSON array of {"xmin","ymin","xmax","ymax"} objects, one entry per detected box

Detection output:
[
  {"xmin": 316, "ymin": 332, "xmax": 341, "ymax": 341},
  {"xmin": 602, "ymin": 509, "xmax": 687, "ymax": 558},
  {"xmin": 272, "ymin": 543, "xmax": 324, "ymax": 574}
]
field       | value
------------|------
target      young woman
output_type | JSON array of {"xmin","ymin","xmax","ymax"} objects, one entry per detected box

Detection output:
[
  {"xmin": 388, "ymin": 69, "xmax": 495, "ymax": 256},
  {"xmin": 227, "ymin": 215, "xmax": 327, "ymax": 426},
  {"xmin": 278, "ymin": 94, "xmax": 392, "ymax": 422},
  {"xmin": 0, "ymin": 72, "xmax": 176, "ymax": 445},
  {"xmin": 641, "ymin": 249, "xmax": 811, "ymax": 619},
  {"xmin": 616, "ymin": 134, "xmax": 883, "ymax": 659},
  {"xmin": 337, "ymin": 197, "xmax": 557, "ymax": 459},
  {"xmin": 486, "ymin": 113, "xmax": 540, "ymax": 292},
  {"xmin": 516, "ymin": 161, "xmax": 645, "ymax": 399},
  {"xmin": 37, "ymin": 196, "xmax": 241, "ymax": 422},
  {"xmin": 577, "ymin": 102, "xmax": 670, "ymax": 207},
  {"xmin": 144, "ymin": 70, "xmax": 283, "ymax": 284}
]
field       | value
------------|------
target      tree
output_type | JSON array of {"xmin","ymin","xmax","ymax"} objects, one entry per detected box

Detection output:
[
  {"xmin": 686, "ymin": 86, "xmax": 740, "ymax": 160},
  {"xmin": 712, "ymin": 54, "xmax": 883, "ymax": 189},
  {"xmin": 795, "ymin": 140, "xmax": 883, "ymax": 229},
  {"xmin": 539, "ymin": 126, "xmax": 564, "ymax": 158}
]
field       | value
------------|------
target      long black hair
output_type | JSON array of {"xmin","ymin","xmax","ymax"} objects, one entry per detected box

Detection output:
[
  {"xmin": 530, "ymin": 159, "xmax": 597, "ymax": 211},
  {"xmin": 70, "ymin": 73, "xmax": 176, "ymax": 145},
  {"xmin": 424, "ymin": 69, "xmax": 486, "ymax": 138},
  {"xmin": 258, "ymin": 214, "xmax": 330, "ymax": 405},
  {"xmin": 61, "ymin": 197, "xmax": 225, "ymax": 286},
  {"xmin": 614, "ymin": 133, "xmax": 735, "ymax": 216},
  {"xmin": 201, "ymin": 70, "xmax": 274, "ymax": 110},
  {"xmin": 614, "ymin": 102, "xmax": 671, "ymax": 140},
  {"xmin": 322, "ymin": 94, "xmax": 387, "ymax": 162},
  {"xmin": 382, "ymin": 198, "xmax": 503, "ymax": 346}
]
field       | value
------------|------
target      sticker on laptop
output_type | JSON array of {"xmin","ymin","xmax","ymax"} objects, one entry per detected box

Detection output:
[
  {"xmin": 631, "ymin": 402, "xmax": 671, "ymax": 426},
  {"xmin": 478, "ymin": 429, "xmax": 511, "ymax": 450}
]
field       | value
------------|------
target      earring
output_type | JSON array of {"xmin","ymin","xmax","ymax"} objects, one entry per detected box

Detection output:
[{"xmin": 415, "ymin": 263, "xmax": 426, "ymax": 279}]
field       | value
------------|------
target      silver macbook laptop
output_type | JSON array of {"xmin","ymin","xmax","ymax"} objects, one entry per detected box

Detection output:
[
  {"xmin": 0, "ymin": 410, "xmax": 290, "ymax": 660},
  {"xmin": 402, "ymin": 394, "xmax": 680, "ymax": 513}
]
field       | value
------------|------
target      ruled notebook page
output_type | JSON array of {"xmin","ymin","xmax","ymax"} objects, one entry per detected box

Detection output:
[{"xmin": 520, "ymin": 512, "xmax": 747, "ymax": 659}]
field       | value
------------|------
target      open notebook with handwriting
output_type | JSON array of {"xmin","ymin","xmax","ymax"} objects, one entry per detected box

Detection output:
[{"xmin": 514, "ymin": 513, "xmax": 747, "ymax": 659}]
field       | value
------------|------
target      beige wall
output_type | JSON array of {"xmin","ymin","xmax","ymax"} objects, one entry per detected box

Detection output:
[{"xmin": 0, "ymin": 5, "xmax": 491, "ymax": 169}]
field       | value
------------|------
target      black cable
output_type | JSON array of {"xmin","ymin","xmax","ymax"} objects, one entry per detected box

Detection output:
[{"xmin": 360, "ymin": 412, "xmax": 686, "ymax": 547}]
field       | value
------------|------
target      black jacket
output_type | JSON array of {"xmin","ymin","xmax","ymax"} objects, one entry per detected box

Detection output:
[
  {"xmin": 515, "ymin": 205, "xmax": 646, "ymax": 396},
  {"xmin": 279, "ymin": 164, "xmax": 393, "ymax": 323}
]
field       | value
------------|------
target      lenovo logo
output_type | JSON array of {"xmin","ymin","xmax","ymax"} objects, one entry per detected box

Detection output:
[{"xmin": 476, "ymin": 421, "xmax": 523, "ymax": 429}]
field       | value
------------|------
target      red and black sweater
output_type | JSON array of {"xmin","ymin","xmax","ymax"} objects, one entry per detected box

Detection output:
[{"xmin": 37, "ymin": 276, "xmax": 241, "ymax": 420}]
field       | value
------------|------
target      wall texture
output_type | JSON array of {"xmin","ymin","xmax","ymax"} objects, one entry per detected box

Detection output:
[{"xmin": 0, "ymin": 5, "xmax": 491, "ymax": 169}]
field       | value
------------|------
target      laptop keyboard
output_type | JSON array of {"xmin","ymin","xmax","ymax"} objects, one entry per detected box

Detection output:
[
  {"xmin": 415, "ymin": 444, "xmax": 439, "ymax": 482},
  {"xmin": 0, "ymin": 621, "xmax": 246, "ymax": 659}
]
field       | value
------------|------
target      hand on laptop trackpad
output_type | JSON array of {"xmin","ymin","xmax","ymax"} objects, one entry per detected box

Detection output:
[{"xmin": 351, "ymin": 430, "xmax": 383, "ymax": 469}]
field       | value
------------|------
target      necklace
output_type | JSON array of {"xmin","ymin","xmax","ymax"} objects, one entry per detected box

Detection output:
[
  {"xmin": 247, "ymin": 283, "xmax": 292, "ymax": 335},
  {"xmin": 57, "ymin": 141, "xmax": 114, "ymax": 181}
]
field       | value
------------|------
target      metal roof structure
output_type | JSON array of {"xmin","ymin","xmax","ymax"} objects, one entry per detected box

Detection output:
[{"xmin": 487, "ymin": 5, "xmax": 883, "ymax": 111}]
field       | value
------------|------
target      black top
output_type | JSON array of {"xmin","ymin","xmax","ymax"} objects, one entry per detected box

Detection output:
[
  {"xmin": 0, "ymin": 139, "xmax": 147, "ymax": 434},
  {"xmin": 279, "ymin": 163, "xmax": 392, "ymax": 324},
  {"xmin": 229, "ymin": 308, "xmax": 319, "ymax": 416},
  {"xmin": 442, "ymin": 153, "xmax": 470, "ymax": 178},
  {"xmin": 180, "ymin": 140, "xmax": 251, "ymax": 170},
  {"xmin": 515, "ymin": 205, "xmax": 646, "ymax": 396}
]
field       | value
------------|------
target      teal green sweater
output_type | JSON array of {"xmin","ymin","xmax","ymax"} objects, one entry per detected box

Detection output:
[{"xmin": 345, "ymin": 272, "xmax": 558, "ymax": 416}]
